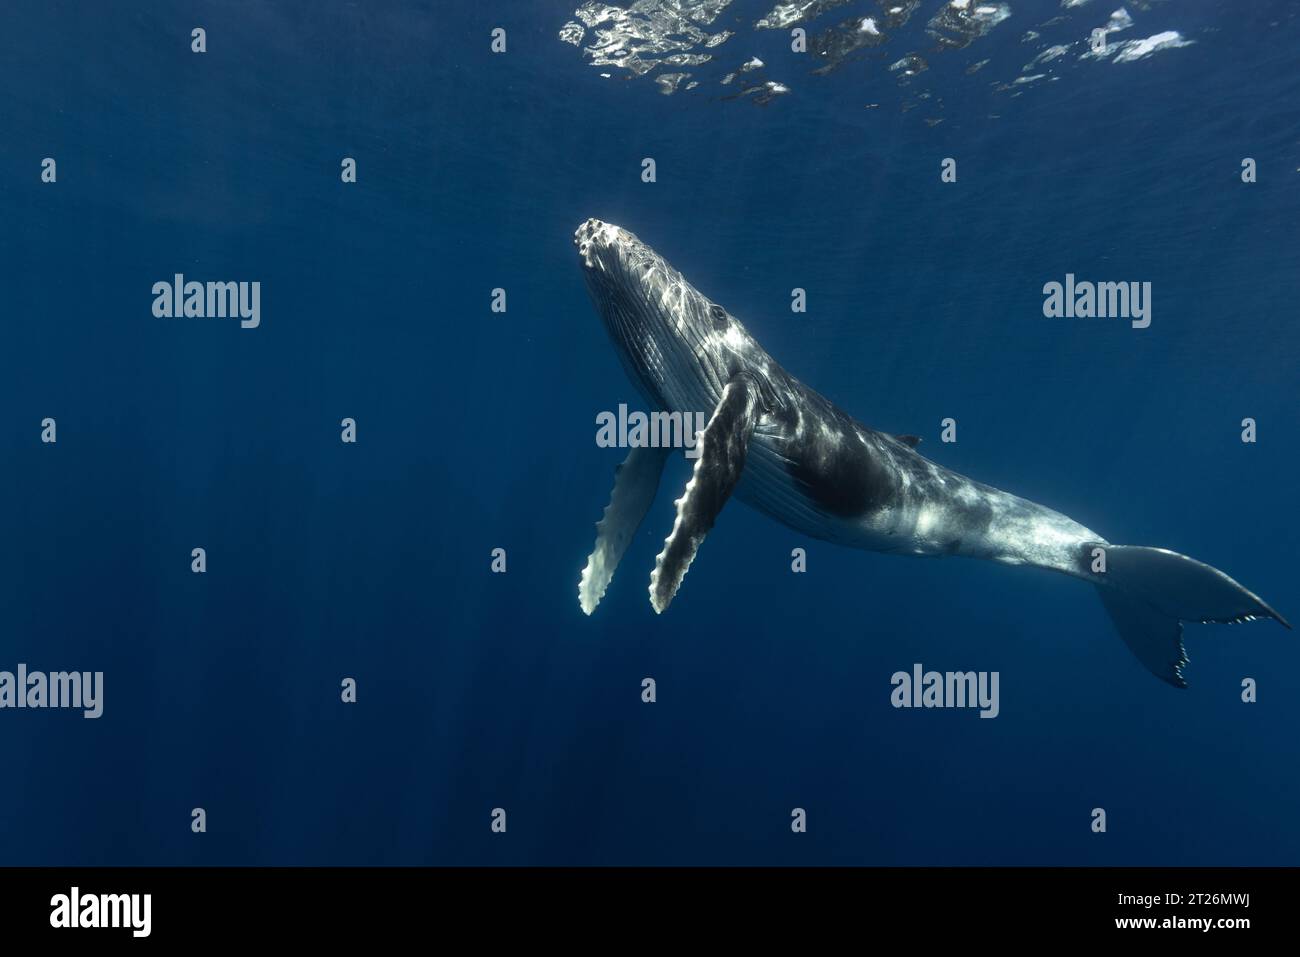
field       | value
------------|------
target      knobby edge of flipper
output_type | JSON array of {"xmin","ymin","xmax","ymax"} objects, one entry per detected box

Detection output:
[
  {"xmin": 648, "ymin": 375, "xmax": 760, "ymax": 613},
  {"xmin": 578, "ymin": 445, "xmax": 673, "ymax": 615}
]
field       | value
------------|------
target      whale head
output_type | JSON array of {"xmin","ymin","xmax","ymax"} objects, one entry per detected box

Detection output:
[{"xmin": 575, "ymin": 218, "xmax": 739, "ymax": 413}]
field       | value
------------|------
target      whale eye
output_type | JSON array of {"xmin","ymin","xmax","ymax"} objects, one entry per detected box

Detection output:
[{"xmin": 709, "ymin": 303, "xmax": 728, "ymax": 328}]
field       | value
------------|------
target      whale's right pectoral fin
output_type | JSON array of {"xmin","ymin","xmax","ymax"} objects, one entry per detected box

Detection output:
[{"xmin": 649, "ymin": 375, "xmax": 760, "ymax": 613}]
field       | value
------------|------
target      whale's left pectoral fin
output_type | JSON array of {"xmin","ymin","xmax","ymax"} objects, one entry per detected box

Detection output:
[{"xmin": 649, "ymin": 375, "xmax": 760, "ymax": 613}]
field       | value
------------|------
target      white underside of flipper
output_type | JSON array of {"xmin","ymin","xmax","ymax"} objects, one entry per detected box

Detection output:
[
  {"xmin": 579, "ymin": 445, "xmax": 673, "ymax": 615},
  {"xmin": 649, "ymin": 376, "xmax": 759, "ymax": 613}
]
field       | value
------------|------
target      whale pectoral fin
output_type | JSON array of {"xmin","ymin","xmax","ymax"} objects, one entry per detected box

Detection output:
[
  {"xmin": 894, "ymin": 434, "xmax": 922, "ymax": 448},
  {"xmin": 579, "ymin": 445, "xmax": 673, "ymax": 615},
  {"xmin": 649, "ymin": 375, "xmax": 760, "ymax": 613}
]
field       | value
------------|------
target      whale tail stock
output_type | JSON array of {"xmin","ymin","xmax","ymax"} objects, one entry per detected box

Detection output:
[{"xmin": 1088, "ymin": 544, "xmax": 1291, "ymax": 688}]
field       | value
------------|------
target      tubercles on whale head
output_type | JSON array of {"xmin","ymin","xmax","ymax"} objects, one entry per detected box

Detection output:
[{"xmin": 574, "ymin": 218, "xmax": 632, "ymax": 270}]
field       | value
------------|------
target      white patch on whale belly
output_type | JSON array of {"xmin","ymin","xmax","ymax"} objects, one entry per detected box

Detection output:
[{"xmin": 914, "ymin": 504, "xmax": 941, "ymax": 537}]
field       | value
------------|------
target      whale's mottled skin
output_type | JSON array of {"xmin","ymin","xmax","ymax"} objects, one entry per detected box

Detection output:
[{"xmin": 574, "ymin": 219, "xmax": 1289, "ymax": 687}]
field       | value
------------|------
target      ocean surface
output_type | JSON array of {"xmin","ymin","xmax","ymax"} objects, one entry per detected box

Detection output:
[{"xmin": 1, "ymin": 0, "xmax": 1298, "ymax": 865}]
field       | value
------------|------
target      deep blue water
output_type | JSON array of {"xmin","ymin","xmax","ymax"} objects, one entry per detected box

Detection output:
[{"xmin": 1, "ymin": 0, "xmax": 1298, "ymax": 865}]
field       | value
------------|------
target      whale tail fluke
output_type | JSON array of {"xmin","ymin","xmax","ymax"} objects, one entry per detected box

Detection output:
[{"xmin": 1092, "ymin": 545, "xmax": 1290, "ymax": 688}]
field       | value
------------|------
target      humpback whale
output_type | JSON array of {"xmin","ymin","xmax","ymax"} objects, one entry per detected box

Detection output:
[{"xmin": 573, "ymin": 219, "xmax": 1289, "ymax": 687}]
